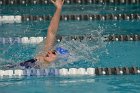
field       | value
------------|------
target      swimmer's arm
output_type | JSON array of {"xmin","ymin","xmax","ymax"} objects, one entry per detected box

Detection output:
[{"xmin": 45, "ymin": 0, "xmax": 64, "ymax": 50}]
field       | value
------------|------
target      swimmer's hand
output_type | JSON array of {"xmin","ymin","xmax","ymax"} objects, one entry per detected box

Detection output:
[{"xmin": 51, "ymin": 0, "xmax": 64, "ymax": 9}]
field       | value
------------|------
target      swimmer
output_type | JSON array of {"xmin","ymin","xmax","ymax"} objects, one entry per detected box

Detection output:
[{"xmin": 6, "ymin": 0, "xmax": 65, "ymax": 69}]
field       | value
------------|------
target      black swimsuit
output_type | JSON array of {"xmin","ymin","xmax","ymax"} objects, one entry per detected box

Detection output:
[{"xmin": 19, "ymin": 58, "xmax": 37, "ymax": 68}]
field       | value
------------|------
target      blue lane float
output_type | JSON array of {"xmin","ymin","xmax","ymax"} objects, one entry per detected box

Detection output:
[{"xmin": 0, "ymin": 67, "xmax": 140, "ymax": 77}]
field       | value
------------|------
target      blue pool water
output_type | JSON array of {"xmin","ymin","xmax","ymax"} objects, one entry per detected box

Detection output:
[
  {"xmin": 0, "ymin": 75, "xmax": 140, "ymax": 93},
  {"xmin": 0, "ymin": 2, "xmax": 140, "ymax": 93}
]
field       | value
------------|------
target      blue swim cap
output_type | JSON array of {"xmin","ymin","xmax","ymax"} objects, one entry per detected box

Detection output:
[{"xmin": 56, "ymin": 47, "xmax": 69, "ymax": 55}]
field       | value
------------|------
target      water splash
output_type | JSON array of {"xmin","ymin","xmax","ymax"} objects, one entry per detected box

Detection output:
[
  {"xmin": 0, "ymin": 20, "xmax": 107, "ymax": 69},
  {"xmin": 46, "ymin": 29, "xmax": 107, "ymax": 68}
]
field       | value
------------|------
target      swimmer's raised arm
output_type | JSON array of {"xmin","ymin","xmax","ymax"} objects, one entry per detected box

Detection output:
[
  {"xmin": 45, "ymin": 0, "xmax": 64, "ymax": 50},
  {"xmin": 5, "ymin": 0, "xmax": 64, "ymax": 69},
  {"xmin": 35, "ymin": 0, "xmax": 64, "ymax": 64}
]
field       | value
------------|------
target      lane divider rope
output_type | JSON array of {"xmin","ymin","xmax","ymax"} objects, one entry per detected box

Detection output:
[
  {"xmin": 0, "ymin": 35, "xmax": 140, "ymax": 44},
  {"xmin": 0, "ymin": 14, "xmax": 140, "ymax": 24},
  {"xmin": 0, "ymin": 67, "xmax": 139, "ymax": 77},
  {"xmin": 0, "ymin": 0, "xmax": 139, "ymax": 5}
]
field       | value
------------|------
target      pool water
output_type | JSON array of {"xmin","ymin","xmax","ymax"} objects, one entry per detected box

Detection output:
[
  {"xmin": 0, "ymin": 2, "xmax": 140, "ymax": 93},
  {"xmin": 1, "ymin": 75, "xmax": 140, "ymax": 93}
]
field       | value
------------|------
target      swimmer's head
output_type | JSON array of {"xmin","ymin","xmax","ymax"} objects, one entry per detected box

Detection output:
[{"xmin": 44, "ymin": 50, "xmax": 57, "ymax": 63}]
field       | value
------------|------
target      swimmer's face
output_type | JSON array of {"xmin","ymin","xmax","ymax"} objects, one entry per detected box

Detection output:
[{"xmin": 44, "ymin": 50, "xmax": 57, "ymax": 63}]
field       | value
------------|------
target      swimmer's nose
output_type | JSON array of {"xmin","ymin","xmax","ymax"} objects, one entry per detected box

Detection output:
[{"xmin": 46, "ymin": 54, "xmax": 49, "ymax": 57}]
